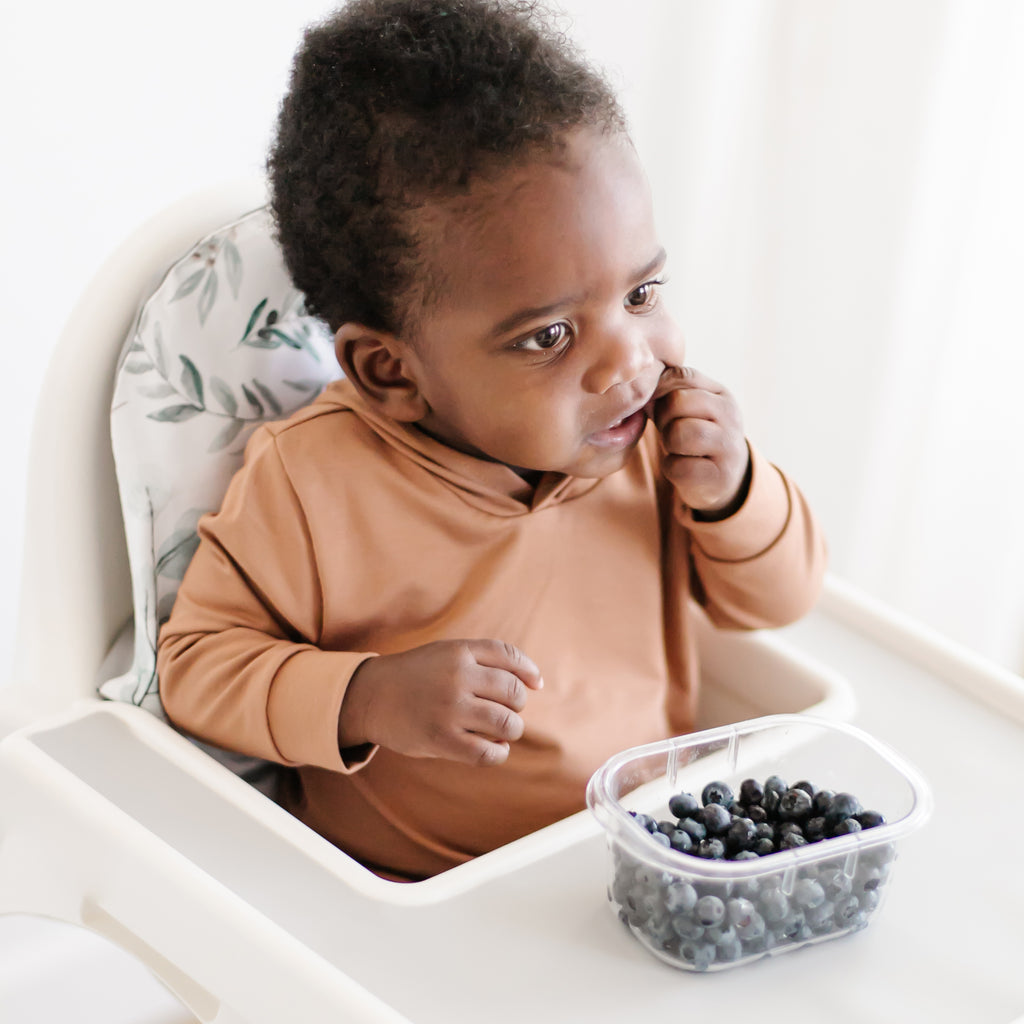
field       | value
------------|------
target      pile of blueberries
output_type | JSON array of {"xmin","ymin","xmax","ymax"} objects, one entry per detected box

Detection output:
[{"xmin": 610, "ymin": 776, "xmax": 895, "ymax": 971}]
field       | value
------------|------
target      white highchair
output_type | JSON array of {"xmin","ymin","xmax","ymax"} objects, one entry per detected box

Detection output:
[{"xmin": 0, "ymin": 182, "xmax": 854, "ymax": 1023}]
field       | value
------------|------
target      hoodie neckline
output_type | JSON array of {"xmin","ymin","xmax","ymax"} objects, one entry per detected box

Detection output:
[{"xmin": 319, "ymin": 379, "xmax": 601, "ymax": 517}]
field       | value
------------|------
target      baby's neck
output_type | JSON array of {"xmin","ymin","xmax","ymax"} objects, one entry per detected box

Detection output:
[{"xmin": 510, "ymin": 466, "xmax": 544, "ymax": 488}]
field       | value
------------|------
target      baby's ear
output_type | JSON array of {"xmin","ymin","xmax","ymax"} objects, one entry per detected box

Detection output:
[{"xmin": 335, "ymin": 325, "xmax": 427, "ymax": 422}]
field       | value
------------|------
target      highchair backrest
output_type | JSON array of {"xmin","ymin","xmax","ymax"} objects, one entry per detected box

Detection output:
[
  {"xmin": 101, "ymin": 206, "xmax": 338, "ymax": 717},
  {"xmin": 9, "ymin": 182, "xmax": 337, "ymax": 731}
]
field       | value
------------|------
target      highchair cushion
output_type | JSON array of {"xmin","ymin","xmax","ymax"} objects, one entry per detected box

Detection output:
[{"xmin": 102, "ymin": 206, "xmax": 340, "ymax": 744}]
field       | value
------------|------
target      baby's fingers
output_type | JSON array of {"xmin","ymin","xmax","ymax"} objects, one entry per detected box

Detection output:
[
  {"xmin": 467, "ymin": 639, "xmax": 544, "ymax": 691},
  {"xmin": 650, "ymin": 365, "xmax": 724, "ymax": 404},
  {"xmin": 661, "ymin": 414, "xmax": 727, "ymax": 459}
]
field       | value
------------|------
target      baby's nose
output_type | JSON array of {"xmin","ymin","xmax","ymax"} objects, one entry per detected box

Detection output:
[{"xmin": 581, "ymin": 326, "xmax": 658, "ymax": 395}]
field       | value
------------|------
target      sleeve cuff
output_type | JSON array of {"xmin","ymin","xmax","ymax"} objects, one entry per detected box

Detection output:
[
  {"xmin": 266, "ymin": 648, "xmax": 380, "ymax": 773},
  {"xmin": 678, "ymin": 444, "xmax": 793, "ymax": 563}
]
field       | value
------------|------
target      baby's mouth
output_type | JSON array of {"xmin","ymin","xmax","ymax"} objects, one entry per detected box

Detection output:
[{"xmin": 589, "ymin": 406, "xmax": 648, "ymax": 449}]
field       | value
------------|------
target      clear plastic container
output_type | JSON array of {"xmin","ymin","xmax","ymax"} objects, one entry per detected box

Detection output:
[{"xmin": 586, "ymin": 714, "xmax": 932, "ymax": 972}]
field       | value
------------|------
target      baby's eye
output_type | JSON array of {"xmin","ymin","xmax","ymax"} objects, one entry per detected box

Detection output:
[
  {"xmin": 626, "ymin": 280, "xmax": 663, "ymax": 309},
  {"xmin": 517, "ymin": 322, "xmax": 571, "ymax": 352}
]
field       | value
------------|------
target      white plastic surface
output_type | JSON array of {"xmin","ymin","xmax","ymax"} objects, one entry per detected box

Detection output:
[
  {"xmin": 3, "ymin": 183, "xmax": 1021, "ymax": 1021},
  {"xmin": 0, "ymin": 621, "xmax": 849, "ymax": 1021},
  {"xmin": 4, "ymin": 179, "xmax": 267, "ymax": 727}
]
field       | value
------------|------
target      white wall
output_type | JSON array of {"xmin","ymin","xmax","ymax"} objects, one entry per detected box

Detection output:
[
  {"xmin": 4, "ymin": 1, "xmax": 1024, "ymax": 683},
  {"xmin": 0, "ymin": 0, "xmax": 655, "ymax": 684},
  {"xmin": 1, "ymin": 0, "xmax": 334, "ymax": 681}
]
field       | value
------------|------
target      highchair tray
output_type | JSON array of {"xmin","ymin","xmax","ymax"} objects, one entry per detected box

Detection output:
[{"xmin": 3, "ymin": 580, "xmax": 1024, "ymax": 1023}]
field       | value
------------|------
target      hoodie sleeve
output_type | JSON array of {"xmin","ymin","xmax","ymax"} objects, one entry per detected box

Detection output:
[
  {"xmin": 157, "ymin": 425, "xmax": 378, "ymax": 774},
  {"xmin": 671, "ymin": 443, "xmax": 827, "ymax": 629}
]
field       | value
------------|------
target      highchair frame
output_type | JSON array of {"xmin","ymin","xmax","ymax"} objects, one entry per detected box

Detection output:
[{"xmin": 5, "ymin": 180, "xmax": 948, "ymax": 1024}]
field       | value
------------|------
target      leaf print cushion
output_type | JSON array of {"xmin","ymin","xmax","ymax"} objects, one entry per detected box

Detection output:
[{"xmin": 102, "ymin": 206, "xmax": 340, "ymax": 781}]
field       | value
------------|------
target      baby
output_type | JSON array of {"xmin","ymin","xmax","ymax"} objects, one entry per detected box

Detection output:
[{"xmin": 158, "ymin": 0, "xmax": 827, "ymax": 880}]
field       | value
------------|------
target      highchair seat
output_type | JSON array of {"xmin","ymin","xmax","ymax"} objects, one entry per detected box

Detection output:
[
  {"xmin": 101, "ymin": 201, "xmax": 338, "ymax": 787},
  {"xmin": 0, "ymin": 180, "xmax": 858, "ymax": 1023}
]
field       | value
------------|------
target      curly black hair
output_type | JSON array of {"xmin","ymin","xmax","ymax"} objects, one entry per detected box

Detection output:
[{"xmin": 267, "ymin": 0, "xmax": 625, "ymax": 336}]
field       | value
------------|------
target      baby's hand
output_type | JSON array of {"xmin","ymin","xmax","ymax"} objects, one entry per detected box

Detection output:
[
  {"xmin": 338, "ymin": 639, "xmax": 543, "ymax": 766},
  {"xmin": 649, "ymin": 366, "xmax": 750, "ymax": 517}
]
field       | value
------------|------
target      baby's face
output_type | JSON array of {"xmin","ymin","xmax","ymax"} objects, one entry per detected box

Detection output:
[{"xmin": 400, "ymin": 128, "xmax": 686, "ymax": 479}]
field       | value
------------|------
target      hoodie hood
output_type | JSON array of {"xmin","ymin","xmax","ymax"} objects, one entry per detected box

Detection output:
[{"xmin": 315, "ymin": 378, "xmax": 602, "ymax": 517}]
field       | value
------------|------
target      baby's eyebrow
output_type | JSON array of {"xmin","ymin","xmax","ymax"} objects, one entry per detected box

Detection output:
[
  {"xmin": 634, "ymin": 247, "xmax": 668, "ymax": 282},
  {"xmin": 489, "ymin": 247, "xmax": 667, "ymax": 339}
]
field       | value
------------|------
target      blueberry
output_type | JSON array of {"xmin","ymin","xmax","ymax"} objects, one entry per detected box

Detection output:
[
  {"xmin": 702, "ymin": 803, "xmax": 733, "ymax": 836},
  {"xmin": 778, "ymin": 911, "xmax": 810, "ymax": 942},
  {"xmin": 727, "ymin": 897, "xmax": 756, "ymax": 927},
  {"xmin": 701, "ymin": 780, "xmax": 735, "ymax": 809},
  {"xmin": 755, "ymin": 821, "xmax": 775, "ymax": 842},
  {"xmin": 733, "ymin": 877, "xmax": 762, "ymax": 903},
  {"xmin": 746, "ymin": 804, "xmax": 769, "ymax": 824},
  {"xmin": 854, "ymin": 864, "xmax": 885, "ymax": 895},
  {"xmin": 834, "ymin": 895, "xmax": 862, "ymax": 925},
  {"xmin": 758, "ymin": 888, "xmax": 791, "ymax": 924},
  {"xmin": 779, "ymin": 832, "xmax": 808, "ymax": 850},
  {"xmin": 696, "ymin": 838, "xmax": 726, "ymax": 860},
  {"xmin": 830, "ymin": 817, "xmax": 863, "ymax": 838},
  {"xmin": 668, "ymin": 792, "xmax": 701, "ymax": 819},
  {"xmin": 872, "ymin": 843, "xmax": 897, "ymax": 868},
  {"xmin": 694, "ymin": 880, "xmax": 731, "ymax": 900},
  {"xmin": 631, "ymin": 812, "xmax": 658, "ymax": 833},
  {"xmin": 706, "ymin": 921, "xmax": 737, "ymax": 946},
  {"xmin": 858, "ymin": 889, "xmax": 880, "ymax": 913},
  {"xmin": 826, "ymin": 792, "xmax": 863, "ymax": 825},
  {"xmin": 740, "ymin": 778, "xmax": 765, "ymax": 805},
  {"xmin": 716, "ymin": 936, "xmax": 744, "ymax": 962},
  {"xmin": 635, "ymin": 866, "xmax": 674, "ymax": 890},
  {"xmin": 733, "ymin": 850, "xmax": 759, "ymax": 861},
  {"xmin": 764, "ymin": 775, "xmax": 788, "ymax": 799},
  {"xmin": 695, "ymin": 894, "xmax": 727, "ymax": 927},
  {"xmin": 776, "ymin": 821, "xmax": 804, "ymax": 840},
  {"xmin": 642, "ymin": 912, "xmax": 676, "ymax": 946},
  {"xmin": 677, "ymin": 817, "xmax": 706, "ymax": 843},
  {"xmin": 733, "ymin": 910, "xmax": 766, "ymax": 942},
  {"xmin": 669, "ymin": 829, "xmax": 693, "ymax": 854},
  {"xmin": 753, "ymin": 838, "xmax": 775, "ymax": 856},
  {"xmin": 793, "ymin": 779, "xmax": 816, "ymax": 797},
  {"xmin": 793, "ymin": 878, "xmax": 826, "ymax": 909},
  {"xmin": 806, "ymin": 899, "xmax": 836, "ymax": 933},
  {"xmin": 857, "ymin": 809, "xmax": 886, "ymax": 829},
  {"xmin": 664, "ymin": 880, "xmax": 698, "ymax": 914},
  {"xmin": 671, "ymin": 915, "xmax": 705, "ymax": 940},
  {"xmin": 726, "ymin": 816, "xmax": 757, "ymax": 852},
  {"xmin": 624, "ymin": 889, "xmax": 657, "ymax": 927},
  {"xmin": 656, "ymin": 819, "xmax": 676, "ymax": 836},
  {"xmin": 812, "ymin": 789, "xmax": 836, "ymax": 817},
  {"xmin": 818, "ymin": 866, "xmax": 854, "ymax": 901},
  {"xmin": 804, "ymin": 816, "xmax": 827, "ymax": 842},
  {"xmin": 778, "ymin": 788, "xmax": 813, "ymax": 821},
  {"xmin": 677, "ymin": 939, "xmax": 715, "ymax": 971}
]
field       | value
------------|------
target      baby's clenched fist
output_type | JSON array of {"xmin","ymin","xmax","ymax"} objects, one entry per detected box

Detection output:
[{"xmin": 648, "ymin": 366, "xmax": 750, "ymax": 518}]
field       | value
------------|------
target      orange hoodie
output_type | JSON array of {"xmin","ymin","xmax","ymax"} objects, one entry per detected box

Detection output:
[{"xmin": 158, "ymin": 378, "xmax": 826, "ymax": 879}]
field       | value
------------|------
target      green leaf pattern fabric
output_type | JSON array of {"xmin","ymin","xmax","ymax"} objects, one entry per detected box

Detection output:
[{"xmin": 103, "ymin": 207, "xmax": 340, "ymax": 718}]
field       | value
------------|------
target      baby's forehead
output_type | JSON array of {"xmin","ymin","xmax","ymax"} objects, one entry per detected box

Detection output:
[{"xmin": 400, "ymin": 129, "xmax": 657, "ymax": 331}]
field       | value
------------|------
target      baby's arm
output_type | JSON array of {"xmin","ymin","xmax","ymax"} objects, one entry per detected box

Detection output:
[
  {"xmin": 158, "ymin": 427, "xmax": 541, "ymax": 772},
  {"xmin": 650, "ymin": 365, "xmax": 827, "ymax": 630}
]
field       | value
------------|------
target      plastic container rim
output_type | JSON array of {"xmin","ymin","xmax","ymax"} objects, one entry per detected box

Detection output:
[{"xmin": 585, "ymin": 713, "xmax": 933, "ymax": 879}]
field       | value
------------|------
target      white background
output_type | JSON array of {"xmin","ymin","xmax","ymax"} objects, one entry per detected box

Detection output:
[
  {"xmin": 2, "ymin": 3, "xmax": 1024, "ymax": 1018},
  {"xmin": 4, "ymin": 0, "xmax": 1024, "ymax": 682}
]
